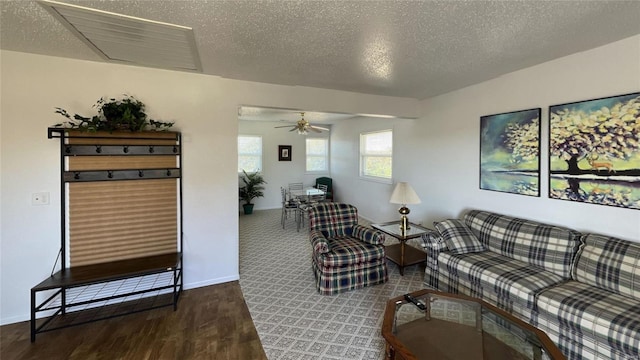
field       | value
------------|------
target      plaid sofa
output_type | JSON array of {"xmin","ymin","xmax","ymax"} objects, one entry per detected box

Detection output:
[
  {"xmin": 308, "ymin": 203, "xmax": 388, "ymax": 295},
  {"xmin": 423, "ymin": 210, "xmax": 640, "ymax": 359}
]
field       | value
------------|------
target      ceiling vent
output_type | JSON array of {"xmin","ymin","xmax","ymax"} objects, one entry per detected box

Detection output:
[{"xmin": 38, "ymin": 0, "xmax": 202, "ymax": 72}]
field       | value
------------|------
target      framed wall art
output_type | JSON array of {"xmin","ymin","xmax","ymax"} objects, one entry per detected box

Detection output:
[
  {"xmin": 480, "ymin": 108, "xmax": 541, "ymax": 196},
  {"xmin": 549, "ymin": 92, "xmax": 640, "ymax": 209},
  {"xmin": 278, "ymin": 145, "xmax": 292, "ymax": 161}
]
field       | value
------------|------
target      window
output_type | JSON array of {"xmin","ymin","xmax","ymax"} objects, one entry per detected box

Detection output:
[
  {"xmin": 306, "ymin": 137, "xmax": 329, "ymax": 172},
  {"xmin": 238, "ymin": 135, "xmax": 262, "ymax": 173},
  {"xmin": 360, "ymin": 130, "xmax": 392, "ymax": 181}
]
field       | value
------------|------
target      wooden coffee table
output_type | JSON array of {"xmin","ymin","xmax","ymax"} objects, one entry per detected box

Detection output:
[
  {"xmin": 372, "ymin": 221, "xmax": 430, "ymax": 275},
  {"xmin": 382, "ymin": 289, "xmax": 565, "ymax": 360}
]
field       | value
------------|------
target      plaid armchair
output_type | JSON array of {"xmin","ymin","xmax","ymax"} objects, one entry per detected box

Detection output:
[{"xmin": 308, "ymin": 203, "xmax": 388, "ymax": 295}]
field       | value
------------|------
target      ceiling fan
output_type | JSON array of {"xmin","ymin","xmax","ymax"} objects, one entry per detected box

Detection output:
[{"xmin": 275, "ymin": 112, "xmax": 329, "ymax": 135}]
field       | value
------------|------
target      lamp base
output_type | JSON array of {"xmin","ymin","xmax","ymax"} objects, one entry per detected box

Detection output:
[{"xmin": 398, "ymin": 206, "xmax": 411, "ymax": 231}]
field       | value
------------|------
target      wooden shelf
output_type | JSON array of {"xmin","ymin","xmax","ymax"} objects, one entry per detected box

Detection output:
[{"xmin": 33, "ymin": 253, "xmax": 181, "ymax": 291}]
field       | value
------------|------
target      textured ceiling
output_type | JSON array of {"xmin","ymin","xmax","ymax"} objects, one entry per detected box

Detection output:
[{"xmin": 2, "ymin": 0, "xmax": 640, "ymax": 101}]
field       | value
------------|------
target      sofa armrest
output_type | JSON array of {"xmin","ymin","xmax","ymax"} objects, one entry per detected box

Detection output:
[
  {"xmin": 310, "ymin": 229, "xmax": 330, "ymax": 254},
  {"xmin": 421, "ymin": 230, "xmax": 448, "ymax": 269},
  {"xmin": 352, "ymin": 224, "xmax": 385, "ymax": 245}
]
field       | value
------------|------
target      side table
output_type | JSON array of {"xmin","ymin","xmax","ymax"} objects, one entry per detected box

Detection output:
[{"xmin": 372, "ymin": 221, "xmax": 430, "ymax": 276}]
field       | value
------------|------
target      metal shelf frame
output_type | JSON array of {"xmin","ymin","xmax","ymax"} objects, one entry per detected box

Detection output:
[{"xmin": 30, "ymin": 128, "xmax": 184, "ymax": 342}]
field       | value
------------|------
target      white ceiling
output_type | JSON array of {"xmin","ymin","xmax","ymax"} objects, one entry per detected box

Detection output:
[{"xmin": 2, "ymin": 1, "xmax": 639, "ymax": 107}]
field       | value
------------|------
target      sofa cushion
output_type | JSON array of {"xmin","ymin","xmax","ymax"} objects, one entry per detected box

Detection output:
[
  {"xmin": 438, "ymin": 251, "xmax": 565, "ymax": 308},
  {"xmin": 572, "ymin": 233, "xmax": 640, "ymax": 301},
  {"xmin": 537, "ymin": 280, "xmax": 640, "ymax": 358},
  {"xmin": 314, "ymin": 236, "xmax": 386, "ymax": 268},
  {"xmin": 463, "ymin": 210, "xmax": 581, "ymax": 279},
  {"xmin": 434, "ymin": 219, "xmax": 485, "ymax": 254}
]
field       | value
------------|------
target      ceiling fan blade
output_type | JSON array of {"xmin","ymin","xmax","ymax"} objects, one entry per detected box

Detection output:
[
  {"xmin": 310, "ymin": 125, "xmax": 329, "ymax": 131},
  {"xmin": 310, "ymin": 127, "xmax": 322, "ymax": 133},
  {"xmin": 289, "ymin": 127, "xmax": 297, "ymax": 132},
  {"xmin": 274, "ymin": 125, "xmax": 295, "ymax": 128}
]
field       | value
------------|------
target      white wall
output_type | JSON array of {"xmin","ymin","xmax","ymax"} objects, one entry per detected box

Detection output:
[
  {"xmin": 331, "ymin": 116, "xmax": 420, "ymax": 222},
  {"xmin": 238, "ymin": 120, "xmax": 331, "ymax": 210},
  {"xmin": 332, "ymin": 35, "xmax": 640, "ymax": 241},
  {"xmin": 0, "ymin": 50, "xmax": 419, "ymax": 324}
]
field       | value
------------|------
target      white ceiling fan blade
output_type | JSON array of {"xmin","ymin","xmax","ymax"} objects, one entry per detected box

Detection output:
[
  {"xmin": 274, "ymin": 125, "xmax": 294, "ymax": 128},
  {"xmin": 310, "ymin": 125, "xmax": 329, "ymax": 131}
]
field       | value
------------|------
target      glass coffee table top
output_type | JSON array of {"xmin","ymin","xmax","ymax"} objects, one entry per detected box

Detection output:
[
  {"xmin": 372, "ymin": 222, "xmax": 430, "ymax": 240},
  {"xmin": 382, "ymin": 290, "xmax": 565, "ymax": 360}
]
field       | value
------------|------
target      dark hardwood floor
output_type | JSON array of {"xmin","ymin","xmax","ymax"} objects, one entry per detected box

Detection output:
[{"xmin": 0, "ymin": 281, "xmax": 267, "ymax": 360}]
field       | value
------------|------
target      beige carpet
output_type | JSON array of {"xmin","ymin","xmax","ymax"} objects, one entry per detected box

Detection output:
[{"xmin": 239, "ymin": 208, "xmax": 427, "ymax": 360}]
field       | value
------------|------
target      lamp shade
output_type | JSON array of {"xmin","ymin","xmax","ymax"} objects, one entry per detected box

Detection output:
[{"xmin": 389, "ymin": 182, "xmax": 421, "ymax": 205}]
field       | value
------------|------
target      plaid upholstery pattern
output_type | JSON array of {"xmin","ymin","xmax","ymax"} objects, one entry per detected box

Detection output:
[
  {"xmin": 463, "ymin": 210, "xmax": 581, "ymax": 278},
  {"xmin": 310, "ymin": 229, "xmax": 330, "ymax": 254},
  {"xmin": 538, "ymin": 311, "xmax": 637, "ymax": 360},
  {"xmin": 314, "ymin": 236, "xmax": 386, "ymax": 268},
  {"xmin": 435, "ymin": 270, "xmax": 538, "ymax": 324},
  {"xmin": 424, "ymin": 210, "xmax": 640, "ymax": 359},
  {"xmin": 312, "ymin": 257, "xmax": 387, "ymax": 296},
  {"xmin": 438, "ymin": 251, "xmax": 566, "ymax": 309},
  {"xmin": 537, "ymin": 281, "xmax": 640, "ymax": 359},
  {"xmin": 434, "ymin": 219, "xmax": 485, "ymax": 254},
  {"xmin": 308, "ymin": 202, "xmax": 388, "ymax": 295},
  {"xmin": 573, "ymin": 233, "xmax": 640, "ymax": 301},
  {"xmin": 309, "ymin": 202, "xmax": 358, "ymax": 238},
  {"xmin": 352, "ymin": 224, "xmax": 385, "ymax": 245},
  {"xmin": 421, "ymin": 230, "xmax": 447, "ymax": 290}
]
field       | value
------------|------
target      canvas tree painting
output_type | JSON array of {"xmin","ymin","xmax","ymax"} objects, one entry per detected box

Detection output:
[
  {"xmin": 549, "ymin": 92, "xmax": 640, "ymax": 209},
  {"xmin": 480, "ymin": 108, "xmax": 541, "ymax": 196}
]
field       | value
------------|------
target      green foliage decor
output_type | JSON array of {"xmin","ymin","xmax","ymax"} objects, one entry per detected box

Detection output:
[
  {"xmin": 54, "ymin": 94, "xmax": 174, "ymax": 132},
  {"xmin": 239, "ymin": 170, "xmax": 266, "ymax": 205}
]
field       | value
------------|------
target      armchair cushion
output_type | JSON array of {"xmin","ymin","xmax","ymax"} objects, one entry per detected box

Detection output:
[
  {"xmin": 434, "ymin": 219, "xmax": 485, "ymax": 254},
  {"xmin": 314, "ymin": 236, "xmax": 386, "ymax": 268}
]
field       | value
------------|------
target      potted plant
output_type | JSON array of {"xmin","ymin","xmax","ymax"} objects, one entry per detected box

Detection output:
[
  {"xmin": 54, "ymin": 94, "xmax": 174, "ymax": 132},
  {"xmin": 239, "ymin": 170, "xmax": 266, "ymax": 215}
]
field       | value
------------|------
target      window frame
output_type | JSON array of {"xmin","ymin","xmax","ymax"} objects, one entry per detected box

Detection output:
[
  {"xmin": 359, "ymin": 129, "xmax": 393, "ymax": 183},
  {"xmin": 237, "ymin": 135, "xmax": 263, "ymax": 173},
  {"xmin": 305, "ymin": 136, "xmax": 330, "ymax": 174}
]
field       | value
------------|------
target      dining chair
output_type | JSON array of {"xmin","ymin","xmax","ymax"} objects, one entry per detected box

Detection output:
[
  {"xmin": 281, "ymin": 187, "xmax": 298, "ymax": 229},
  {"xmin": 316, "ymin": 184, "xmax": 328, "ymax": 201},
  {"xmin": 315, "ymin": 177, "xmax": 333, "ymax": 201},
  {"xmin": 288, "ymin": 182, "xmax": 303, "ymax": 191},
  {"xmin": 297, "ymin": 192, "xmax": 326, "ymax": 232}
]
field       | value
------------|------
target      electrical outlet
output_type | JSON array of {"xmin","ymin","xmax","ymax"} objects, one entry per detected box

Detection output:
[{"xmin": 32, "ymin": 192, "xmax": 50, "ymax": 205}]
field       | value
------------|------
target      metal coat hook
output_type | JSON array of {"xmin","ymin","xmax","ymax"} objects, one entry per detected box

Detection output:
[
  {"xmin": 95, "ymin": 145, "xmax": 102, "ymax": 154},
  {"xmin": 138, "ymin": 170, "xmax": 144, "ymax": 178},
  {"xmin": 166, "ymin": 170, "xmax": 172, "ymax": 176},
  {"xmin": 107, "ymin": 170, "xmax": 113, "ymax": 179},
  {"xmin": 123, "ymin": 146, "xmax": 129, "ymax": 154},
  {"xmin": 65, "ymin": 146, "xmax": 72, "ymax": 153},
  {"xmin": 173, "ymin": 146, "xmax": 178, "ymax": 153},
  {"xmin": 74, "ymin": 172, "xmax": 80, "ymax": 180},
  {"xmin": 148, "ymin": 146, "xmax": 155, "ymax": 154}
]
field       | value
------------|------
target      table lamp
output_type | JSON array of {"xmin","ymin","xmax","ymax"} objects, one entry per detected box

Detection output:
[{"xmin": 389, "ymin": 182, "xmax": 421, "ymax": 232}]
